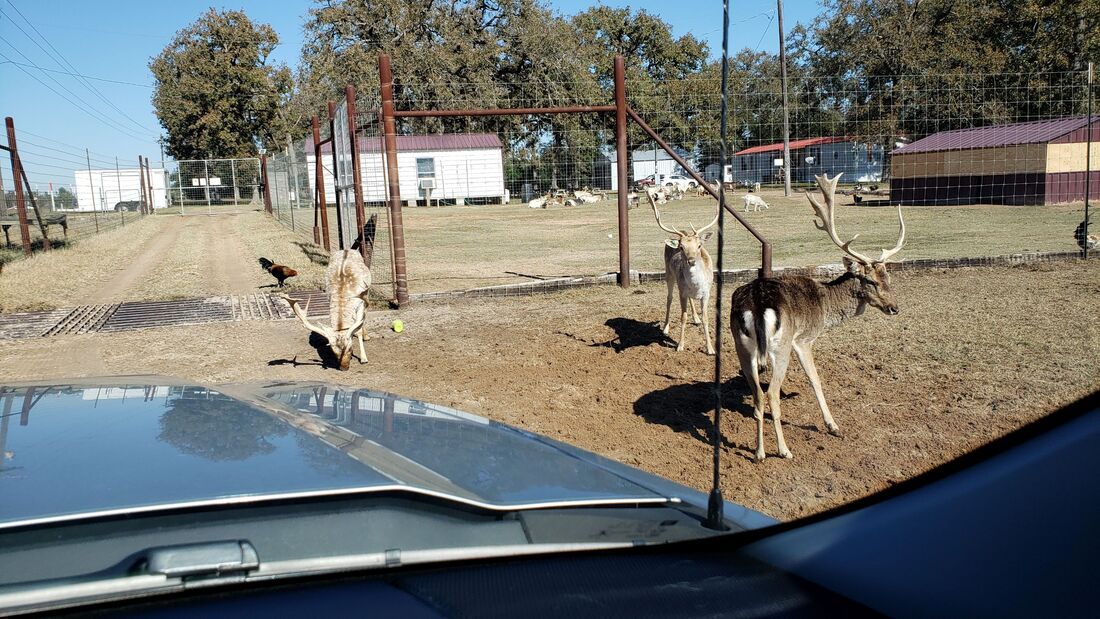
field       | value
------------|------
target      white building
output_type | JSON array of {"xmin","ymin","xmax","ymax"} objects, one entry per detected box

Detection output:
[
  {"xmin": 307, "ymin": 134, "xmax": 506, "ymax": 205},
  {"xmin": 73, "ymin": 167, "xmax": 168, "ymax": 211}
]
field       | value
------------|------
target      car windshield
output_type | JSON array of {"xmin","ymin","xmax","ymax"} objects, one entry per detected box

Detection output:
[{"xmin": 1, "ymin": 0, "xmax": 1097, "ymax": 613}]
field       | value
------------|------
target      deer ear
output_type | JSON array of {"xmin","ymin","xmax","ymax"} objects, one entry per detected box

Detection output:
[
  {"xmin": 701, "ymin": 232, "xmax": 713, "ymax": 242},
  {"xmin": 665, "ymin": 238, "xmax": 680, "ymax": 249},
  {"xmin": 842, "ymin": 256, "xmax": 860, "ymax": 274}
]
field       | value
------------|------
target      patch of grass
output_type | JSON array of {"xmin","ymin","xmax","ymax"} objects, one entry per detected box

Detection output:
[
  {"xmin": 232, "ymin": 210, "xmax": 329, "ymax": 291},
  {"xmin": 0, "ymin": 216, "xmax": 166, "ymax": 313},
  {"xmin": 395, "ymin": 191, "xmax": 1089, "ymax": 292}
]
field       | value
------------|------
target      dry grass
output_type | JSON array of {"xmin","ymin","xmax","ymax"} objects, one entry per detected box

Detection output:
[
  {"xmin": 1, "ymin": 262, "xmax": 1096, "ymax": 519},
  {"xmin": 0, "ymin": 216, "xmax": 166, "ymax": 312},
  {"xmin": 396, "ymin": 189, "xmax": 1089, "ymax": 291}
]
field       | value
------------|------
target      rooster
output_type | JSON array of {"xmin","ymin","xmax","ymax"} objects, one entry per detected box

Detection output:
[
  {"xmin": 1074, "ymin": 218, "xmax": 1098, "ymax": 252},
  {"xmin": 259, "ymin": 257, "xmax": 298, "ymax": 288}
]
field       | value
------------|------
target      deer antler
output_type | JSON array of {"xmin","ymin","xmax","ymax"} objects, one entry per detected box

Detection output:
[
  {"xmin": 877, "ymin": 207, "xmax": 906, "ymax": 263},
  {"xmin": 807, "ymin": 173, "xmax": 875, "ymax": 265},
  {"xmin": 284, "ymin": 295, "xmax": 333, "ymax": 340},
  {"xmin": 695, "ymin": 198, "xmax": 720, "ymax": 235},
  {"xmin": 647, "ymin": 189, "xmax": 681, "ymax": 235}
]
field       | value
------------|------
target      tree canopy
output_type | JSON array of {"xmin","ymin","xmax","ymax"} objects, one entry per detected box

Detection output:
[{"xmin": 150, "ymin": 9, "xmax": 293, "ymax": 159}]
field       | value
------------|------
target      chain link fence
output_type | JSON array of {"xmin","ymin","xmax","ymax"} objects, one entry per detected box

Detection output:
[{"xmin": 168, "ymin": 158, "xmax": 262, "ymax": 215}]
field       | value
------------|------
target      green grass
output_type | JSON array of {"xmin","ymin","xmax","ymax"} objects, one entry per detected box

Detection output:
[{"xmin": 392, "ymin": 189, "xmax": 1089, "ymax": 292}]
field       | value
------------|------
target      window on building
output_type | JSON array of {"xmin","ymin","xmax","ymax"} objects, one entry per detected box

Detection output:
[{"xmin": 416, "ymin": 158, "xmax": 435, "ymax": 178}]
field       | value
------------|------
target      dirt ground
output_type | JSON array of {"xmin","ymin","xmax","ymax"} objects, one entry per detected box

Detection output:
[{"xmin": 2, "ymin": 260, "xmax": 1096, "ymax": 520}]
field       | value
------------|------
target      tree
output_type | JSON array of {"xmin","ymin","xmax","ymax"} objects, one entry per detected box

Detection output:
[
  {"xmin": 56, "ymin": 186, "xmax": 76, "ymax": 210},
  {"xmin": 150, "ymin": 9, "xmax": 292, "ymax": 159}
]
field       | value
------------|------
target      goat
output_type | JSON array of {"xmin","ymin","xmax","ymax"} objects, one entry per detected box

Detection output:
[{"xmin": 743, "ymin": 194, "xmax": 770, "ymax": 212}]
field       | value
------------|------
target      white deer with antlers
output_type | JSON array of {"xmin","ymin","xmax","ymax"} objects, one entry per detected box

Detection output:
[
  {"xmin": 730, "ymin": 173, "xmax": 905, "ymax": 461},
  {"xmin": 648, "ymin": 190, "xmax": 720, "ymax": 355},
  {"xmin": 285, "ymin": 249, "xmax": 371, "ymax": 371}
]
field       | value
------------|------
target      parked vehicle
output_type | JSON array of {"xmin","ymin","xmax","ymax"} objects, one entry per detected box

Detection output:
[
  {"xmin": 113, "ymin": 200, "xmax": 141, "ymax": 212},
  {"xmin": 663, "ymin": 174, "xmax": 697, "ymax": 191}
]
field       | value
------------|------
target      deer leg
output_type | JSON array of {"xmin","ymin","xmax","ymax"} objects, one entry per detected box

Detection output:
[
  {"xmin": 357, "ymin": 328, "xmax": 367, "ymax": 364},
  {"xmin": 735, "ymin": 333, "xmax": 767, "ymax": 462},
  {"xmin": 700, "ymin": 297, "xmax": 714, "ymax": 356},
  {"xmin": 690, "ymin": 299, "xmax": 702, "ymax": 325},
  {"xmin": 793, "ymin": 342, "xmax": 839, "ymax": 434},
  {"xmin": 662, "ymin": 275, "xmax": 674, "ymax": 336},
  {"xmin": 677, "ymin": 295, "xmax": 689, "ymax": 352},
  {"xmin": 766, "ymin": 342, "xmax": 794, "ymax": 459}
]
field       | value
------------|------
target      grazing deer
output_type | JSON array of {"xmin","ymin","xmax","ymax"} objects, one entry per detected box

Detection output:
[
  {"xmin": 285, "ymin": 249, "xmax": 372, "ymax": 371},
  {"xmin": 743, "ymin": 194, "xmax": 770, "ymax": 212},
  {"xmin": 648, "ymin": 190, "xmax": 719, "ymax": 354},
  {"xmin": 731, "ymin": 173, "xmax": 905, "ymax": 461}
]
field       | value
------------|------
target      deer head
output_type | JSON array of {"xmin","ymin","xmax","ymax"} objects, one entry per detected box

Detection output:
[
  {"xmin": 807, "ymin": 173, "xmax": 906, "ymax": 315},
  {"xmin": 286, "ymin": 297, "xmax": 366, "ymax": 370},
  {"xmin": 647, "ymin": 190, "xmax": 719, "ymax": 268}
]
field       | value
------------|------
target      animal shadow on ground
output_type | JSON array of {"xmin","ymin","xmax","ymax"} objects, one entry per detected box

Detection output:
[
  {"xmin": 267, "ymin": 332, "xmax": 339, "ymax": 369},
  {"xmin": 590, "ymin": 317, "xmax": 674, "ymax": 352},
  {"xmin": 634, "ymin": 376, "xmax": 805, "ymax": 461},
  {"xmin": 293, "ymin": 240, "xmax": 330, "ymax": 265}
]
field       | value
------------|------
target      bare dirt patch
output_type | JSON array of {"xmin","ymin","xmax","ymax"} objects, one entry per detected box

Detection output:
[{"xmin": 1, "ymin": 262, "xmax": 1096, "ymax": 520}]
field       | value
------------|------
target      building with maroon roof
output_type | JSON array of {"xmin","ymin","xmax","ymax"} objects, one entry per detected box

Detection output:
[{"xmin": 890, "ymin": 116, "xmax": 1100, "ymax": 205}]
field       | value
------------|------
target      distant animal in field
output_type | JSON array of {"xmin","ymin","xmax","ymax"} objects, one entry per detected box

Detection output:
[
  {"xmin": 743, "ymin": 194, "xmax": 770, "ymax": 212},
  {"xmin": 1074, "ymin": 218, "xmax": 1098, "ymax": 251},
  {"xmin": 259, "ymin": 257, "xmax": 298, "ymax": 287}
]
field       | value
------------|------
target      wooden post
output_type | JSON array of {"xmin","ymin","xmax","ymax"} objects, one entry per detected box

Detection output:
[
  {"xmin": 138, "ymin": 156, "xmax": 148, "ymax": 216},
  {"xmin": 144, "ymin": 156, "xmax": 155, "ymax": 213},
  {"xmin": 345, "ymin": 85, "xmax": 368, "ymax": 263},
  {"xmin": 5, "ymin": 118, "xmax": 33, "ymax": 256},
  {"xmin": 614, "ymin": 55, "xmax": 630, "ymax": 288},
  {"xmin": 260, "ymin": 154, "xmax": 273, "ymax": 214},
  {"xmin": 312, "ymin": 116, "xmax": 331, "ymax": 250},
  {"xmin": 379, "ymin": 54, "xmax": 410, "ymax": 305}
]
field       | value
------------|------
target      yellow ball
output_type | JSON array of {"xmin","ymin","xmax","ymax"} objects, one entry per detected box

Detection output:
[{"xmin": 392, "ymin": 319, "xmax": 404, "ymax": 333}]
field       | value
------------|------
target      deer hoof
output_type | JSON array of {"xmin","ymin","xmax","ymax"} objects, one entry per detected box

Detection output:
[
  {"xmin": 779, "ymin": 448, "xmax": 793, "ymax": 459},
  {"xmin": 661, "ymin": 325, "xmax": 671, "ymax": 336},
  {"xmin": 706, "ymin": 348, "xmax": 716, "ymax": 356},
  {"xmin": 754, "ymin": 450, "xmax": 766, "ymax": 463},
  {"xmin": 826, "ymin": 423, "xmax": 841, "ymax": 436},
  {"xmin": 675, "ymin": 342, "xmax": 685, "ymax": 352}
]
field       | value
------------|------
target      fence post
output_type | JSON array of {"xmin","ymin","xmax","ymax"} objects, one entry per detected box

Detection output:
[
  {"xmin": 145, "ymin": 156, "xmax": 155, "ymax": 213},
  {"xmin": 614, "ymin": 55, "xmax": 631, "ymax": 288},
  {"xmin": 345, "ymin": 85, "xmax": 369, "ymax": 264},
  {"xmin": 1085, "ymin": 62, "xmax": 1093, "ymax": 259},
  {"xmin": 777, "ymin": 0, "xmax": 792, "ymax": 196},
  {"xmin": 328, "ymin": 101, "xmax": 345, "ymax": 249},
  {"xmin": 312, "ymin": 115, "xmax": 331, "ymax": 250},
  {"xmin": 379, "ymin": 54, "xmax": 410, "ymax": 305},
  {"xmin": 114, "ymin": 157, "xmax": 124, "ymax": 226},
  {"xmin": 138, "ymin": 156, "xmax": 148, "ymax": 215},
  {"xmin": 19, "ymin": 167, "xmax": 50, "ymax": 248},
  {"xmin": 260, "ymin": 154, "xmax": 272, "ymax": 214},
  {"xmin": 5, "ymin": 118, "xmax": 33, "ymax": 256}
]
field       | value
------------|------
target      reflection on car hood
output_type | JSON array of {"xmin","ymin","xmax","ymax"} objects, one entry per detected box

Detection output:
[{"xmin": 0, "ymin": 378, "xmax": 674, "ymax": 528}]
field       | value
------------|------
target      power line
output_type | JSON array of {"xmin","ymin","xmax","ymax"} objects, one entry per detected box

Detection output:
[
  {"xmin": 2, "ymin": 0, "xmax": 160, "ymax": 135},
  {"xmin": 0, "ymin": 60, "xmax": 153, "ymax": 87},
  {"xmin": 16, "ymin": 129, "xmax": 146, "ymax": 162},
  {"xmin": 18, "ymin": 140, "xmax": 119, "ymax": 166},
  {"xmin": 0, "ymin": 46, "xmax": 154, "ymax": 143}
]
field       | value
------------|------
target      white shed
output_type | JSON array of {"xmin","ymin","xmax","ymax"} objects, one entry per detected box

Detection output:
[
  {"xmin": 73, "ymin": 168, "xmax": 168, "ymax": 211},
  {"xmin": 631, "ymin": 148, "xmax": 691, "ymax": 183},
  {"xmin": 307, "ymin": 134, "xmax": 506, "ymax": 205}
]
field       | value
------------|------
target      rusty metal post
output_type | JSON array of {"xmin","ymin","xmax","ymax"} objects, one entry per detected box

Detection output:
[
  {"xmin": 138, "ymin": 156, "xmax": 148, "ymax": 216},
  {"xmin": 379, "ymin": 54, "xmax": 410, "ymax": 305},
  {"xmin": 5, "ymin": 118, "xmax": 33, "ymax": 256},
  {"xmin": 345, "ymin": 85, "xmax": 368, "ymax": 262},
  {"xmin": 312, "ymin": 116, "xmax": 332, "ymax": 250},
  {"xmin": 328, "ymin": 101, "xmax": 345, "ymax": 249},
  {"xmin": 614, "ymin": 55, "xmax": 630, "ymax": 288},
  {"xmin": 260, "ymin": 154, "xmax": 273, "ymax": 214},
  {"xmin": 18, "ymin": 167, "xmax": 49, "ymax": 248}
]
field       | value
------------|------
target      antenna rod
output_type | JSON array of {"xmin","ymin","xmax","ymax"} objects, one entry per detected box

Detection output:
[{"xmin": 706, "ymin": 0, "xmax": 732, "ymax": 531}]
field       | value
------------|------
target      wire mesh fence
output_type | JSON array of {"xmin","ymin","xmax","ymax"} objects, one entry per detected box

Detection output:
[
  {"xmin": 301, "ymin": 67, "xmax": 1094, "ymax": 295},
  {"xmin": 168, "ymin": 158, "xmax": 262, "ymax": 215}
]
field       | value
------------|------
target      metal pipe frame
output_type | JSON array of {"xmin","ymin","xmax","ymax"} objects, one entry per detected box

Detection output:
[
  {"xmin": 312, "ymin": 116, "xmax": 331, "ymax": 250},
  {"xmin": 345, "ymin": 85, "xmax": 369, "ymax": 264},
  {"xmin": 379, "ymin": 54, "xmax": 410, "ymax": 305}
]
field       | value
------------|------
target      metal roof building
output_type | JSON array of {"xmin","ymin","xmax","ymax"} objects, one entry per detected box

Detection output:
[
  {"xmin": 890, "ymin": 116, "xmax": 1100, "ymax": 205},
  {"xmin": 731, "ymin": 137, "xmax": 885, "ymax": 185}
]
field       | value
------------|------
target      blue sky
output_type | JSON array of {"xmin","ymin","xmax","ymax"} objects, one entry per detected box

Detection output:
[{"xmin": 0, "ymin": 0, "xmax": 822, "ymax": 189}]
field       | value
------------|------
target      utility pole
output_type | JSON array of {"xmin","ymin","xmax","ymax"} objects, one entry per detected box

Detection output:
[
  {"xmin": 115, "ymin": 157, "xmax": 125, "ymax": 225},
  {"xmin": 777, "ymin": 0, "xmax": 792, "ymax": 196}
]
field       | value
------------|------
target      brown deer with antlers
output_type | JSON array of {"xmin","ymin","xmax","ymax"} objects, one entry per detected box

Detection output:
[
  {"xmin": 648, "ymin": 190, "xmax": 720, "ymax": 355},
  {"xmin": 731, "ymin": 173, "xmax": 905, "ymax": 461},
  {"xmin": 284, "ymin": 249, "xmax": 371, "ymax": 371}
]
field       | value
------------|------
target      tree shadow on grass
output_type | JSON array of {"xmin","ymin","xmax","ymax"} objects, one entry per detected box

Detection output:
[
  {"xmin": 590, "ymin": 317, "xmax": 674, "ymax": 353},
  {"xmin": 293, "ymin": 240, "xmax": 330, "ymax": 265}
]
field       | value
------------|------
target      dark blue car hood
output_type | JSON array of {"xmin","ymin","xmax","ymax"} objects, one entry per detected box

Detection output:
[{"xmin": 0, "ymin": 378, "xmax": 675, "ymax": 529}]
